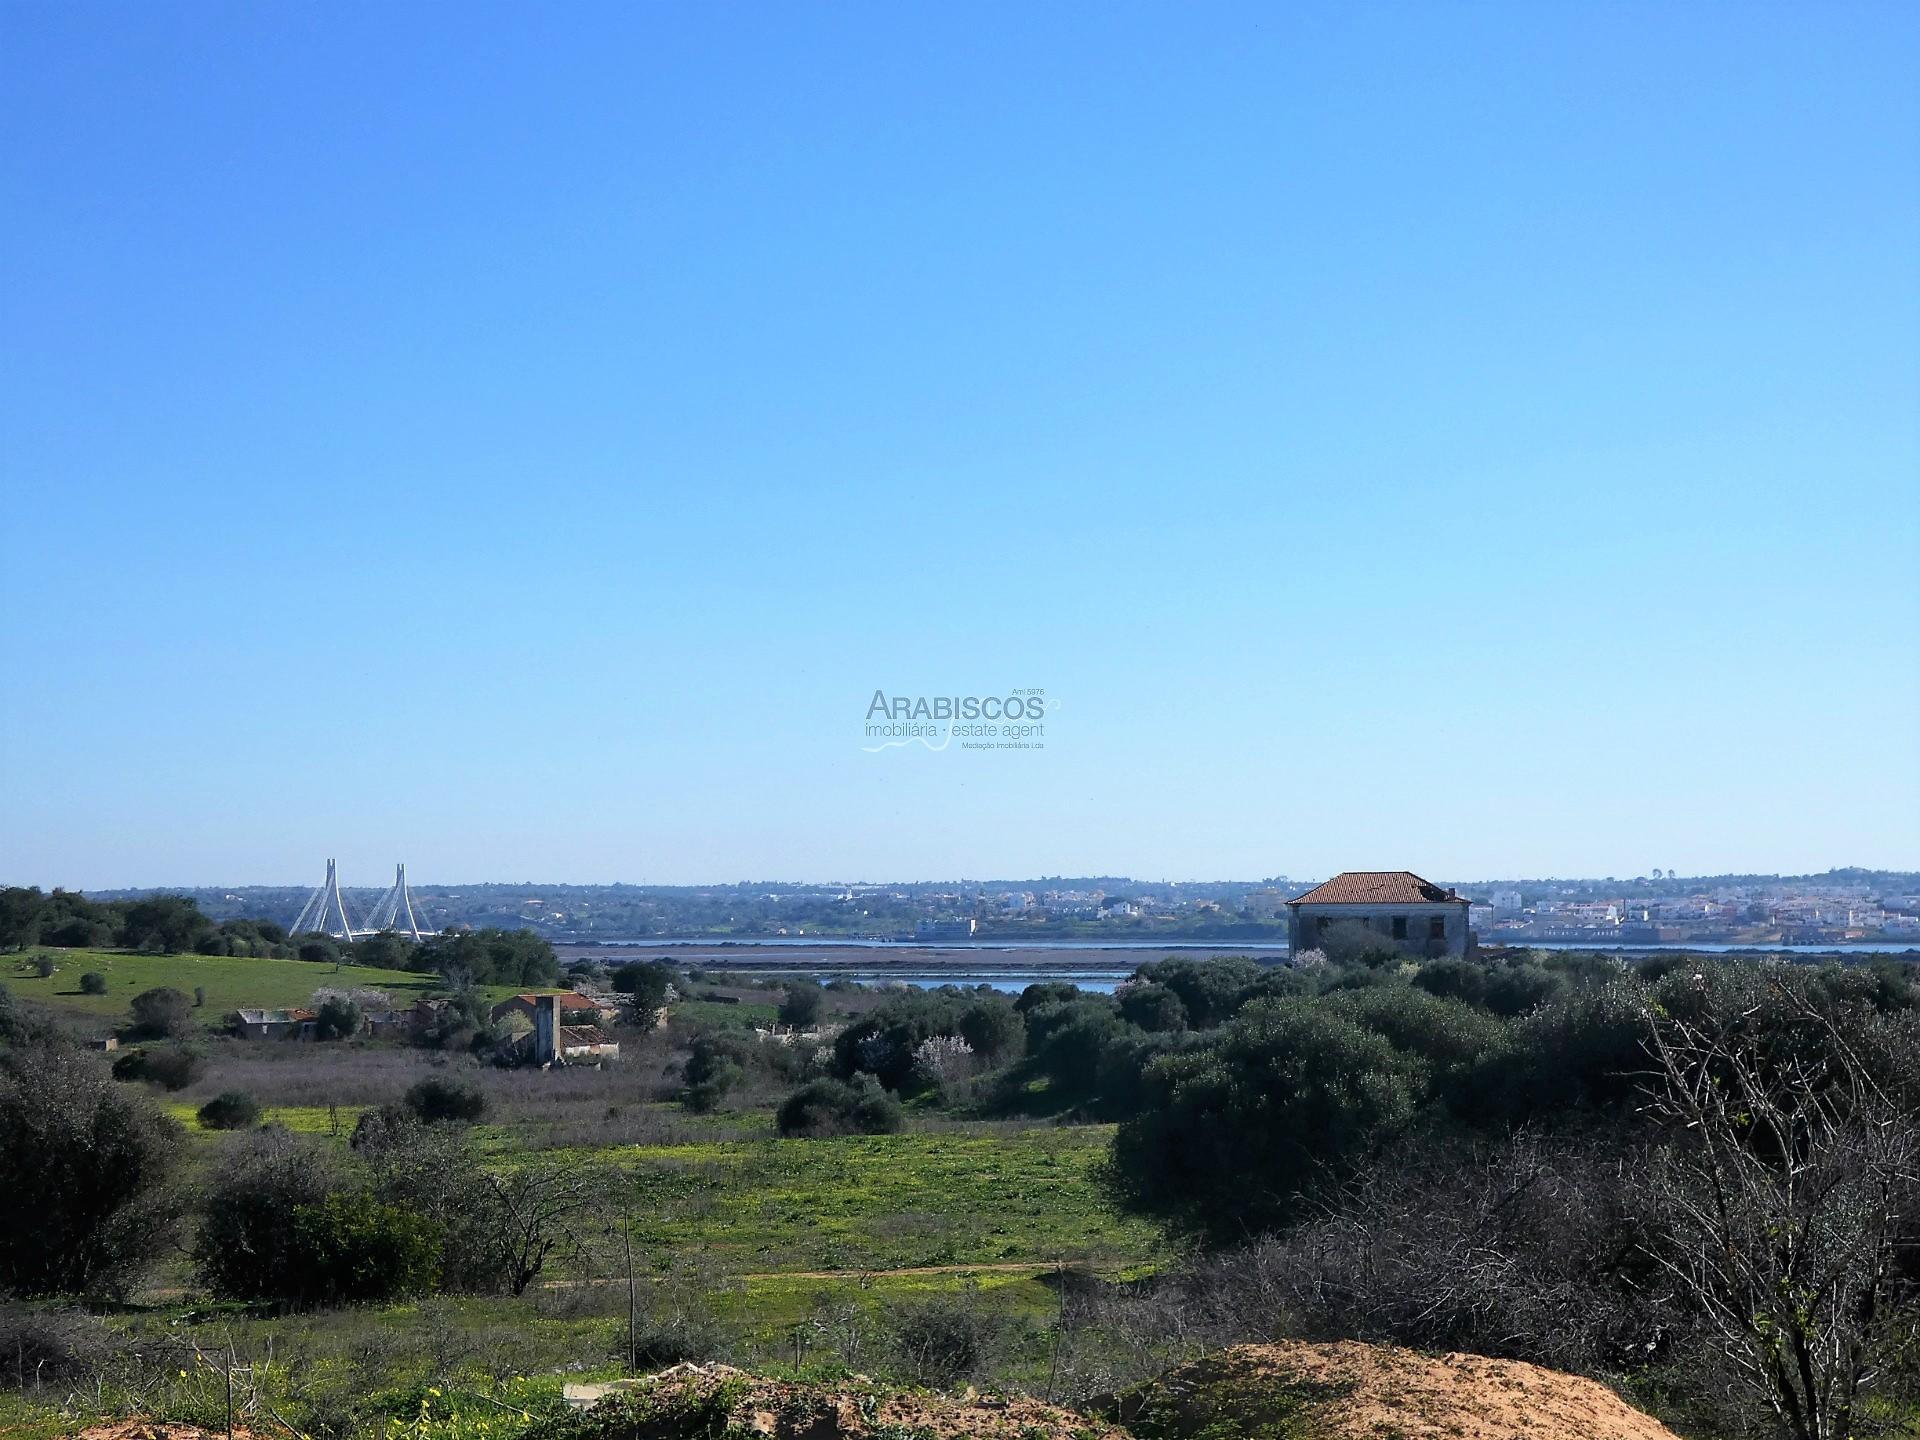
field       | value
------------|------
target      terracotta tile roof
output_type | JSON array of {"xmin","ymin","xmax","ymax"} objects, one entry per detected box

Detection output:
[
  {"xmin": 503, "ymin": 991, "xmax": 598, "ymax": 1011},
  {"xmin": 1287, "ymin": 871, "xmax": 1461, "ymax": 906},
  {"xmin": 559, "ymin": 1024, "xmax": 615, "ymax": 1046}
]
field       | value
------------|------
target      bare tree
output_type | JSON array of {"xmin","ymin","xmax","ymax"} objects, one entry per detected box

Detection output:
[
  {"xmin": 1641, "ymin": 983, "xmax": 1920, "ymax": 1440},
  {"xmin": 480, "ymin": 1161, "xmax": 601, "ymax": 1295}
]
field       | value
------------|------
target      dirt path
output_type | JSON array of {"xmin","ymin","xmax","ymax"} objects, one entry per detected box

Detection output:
[
  {"xmin": 547, "ymin": 1260, "xmax": 1107, "ymax": 1286},
  {"xmin": 140, "ymin": 1259, "xmax": 1116, "ymax": 1303},
  {"xmin": 741, "ymin": 1260, "xmax": 1102, "ymax": 1281}
]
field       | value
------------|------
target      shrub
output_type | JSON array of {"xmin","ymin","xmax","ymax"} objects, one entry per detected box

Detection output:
[
  {"xmin": 912, "ymin": 1034, "xmax": 974, "ymax": 1089},
  {"xmin": 886, "ymin": 1295, "xmax": 1012, "ymax": 1387},
  {"xmin": 78, "ymin": 972, "xmax": 107, "ymax": 996},
  {"xmin": 1317, "ymin": 921, "xmax": 1407, "ymax": 969},
  {"xmin": 1092, "ymin": 1027, "xmax": 1194, "ymax": 1120},
  {"xmin": 350, "ymin": 1102, "xmax": 418, "ymax": 1152},
  {"xmin": 1133, "ymin": 957, "xmax": 1263, "ymax": 1028},
  {"xmin": 404, "ymin": 1075, "xmax": 487, "ymax": 1124},
  {"xmin": 0, "ymin": 1042, "xmax": 184, "ymax": 1297},
  {"xmin": 1118, "ymin": 982, "xmax": 1189, "ymax": 1033},
  {"xmin": 776, "ymin": 1074, "xmax": 904, "ymax": 1137},
  {"xmin": 1028, "ymin": 1003, "xmax": 1126, "ymax": 1100},
  {"xmin": 623, "ymin": 1309, "xmax": 732, "ymax": 1369},
  {"xmin": 197, "ymin": 1090, "xmax": 261, "ymax": 1130},
  {"xmin": 831, "ymin": 991, "xmax": 987, "ymax": 1090},
  {"xmin": 313, "ymin": 996, "xmax": 361, "ymax": 1040},
  {"xmin": 680, "ymin": 1031, "xmax": 752, "ymax": 1110},
  {"xmin": 1323, "ymin": 985, "xmax": 1511, "ymax": 1097},
  {"xmin": 956, "ymin": 997, "xmax": 1023, "ymax": 1060},
  {"xmin": 684, "ymin": 1064, "xmax": 743, "ymax": 1113},
  {"xmin": 195, "ymin": 1131, "xmax": 338, "ymax": 1300},
  {"xmin": 288, "ymin": 1191, "xmax": 442, "ymax": 1306},
  {"xmin": 1412, "ymin": 958, "xmax": 1487, "ymax": 1007},
  {"xmin": 1178, "ymin": 1133, "xmax": 1659, "ymax": 1382},
  {"xmin": 0, "ymin": 1303, "xmax": 119, "ymax": 1390},
  {"xmin": 1109, "ymin": 997, "xmax": 1420, "ymax": 1240},
  {"xmin": 112, "ymin": 1043, "xmax": 204, "ymax": 1092},
  {"xmin": 1493, "ymin": 980, "xmax": 1653, "ymax": 1118},
  {"xmin": 778, "ymin": 980, "xmax": 826, "ymax": 1028},
  {"xmin": 1482, "ymin": 963, "xmax": 1564, "ymax": 1017},
  {"xmin": 196, "ymin": 1130, "xmax": 443, "ymax": 1308},
  {"xmin": 127, "ymin": 986, "xmax": 192, "ymax": 1040},
  {"xmin": 1016, "ymin": 981, "xmax": 1082, "ymax": 1013},
  {"xmin": 31, "ymin": 955, "xmax": 55, "ymax": 979}
]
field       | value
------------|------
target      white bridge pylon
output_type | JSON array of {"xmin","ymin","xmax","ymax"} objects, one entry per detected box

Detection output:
[
  {"xmin": 362, "ymin": 862, "xmax": 426, "ymax": 941},
  {"xmin": 290, "ymin": 859, "xmax": 426, "ymax": 941}
]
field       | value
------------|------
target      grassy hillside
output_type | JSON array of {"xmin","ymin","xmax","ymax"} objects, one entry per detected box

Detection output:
[{"xmin": 3, "ymin": 946, "xmax": 455, "ymax": 1025}]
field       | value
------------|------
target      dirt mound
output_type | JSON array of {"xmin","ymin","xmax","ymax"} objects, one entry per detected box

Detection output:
[
  {"xmin": 551, "ymin": 1362, "xmax": 1127, "ymax": 1440},
  {"xmin": 1103, "ymin": 1341, "xmax": 1679, "ymax": 1440},
  {"xmin": 74, "ymin": 1424, "xmax": 260, "ymax": 1440}
]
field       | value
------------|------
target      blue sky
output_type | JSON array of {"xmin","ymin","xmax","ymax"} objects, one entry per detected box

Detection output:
[{"xmin": 2, "ymin": 1, "xmax": 1916, "ymax": 889}]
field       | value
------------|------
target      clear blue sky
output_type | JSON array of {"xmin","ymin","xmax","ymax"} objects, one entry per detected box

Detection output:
[{"xmin": 3, "ymin": 1, "xmax": 1916, "ymax": 890}]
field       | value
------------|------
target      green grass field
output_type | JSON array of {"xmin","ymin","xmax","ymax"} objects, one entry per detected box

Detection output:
[
  {"xmin": 164, "ymin": 1099, "xmax": 372, "ymax": 1136},
  {"xmin": 4, "ymin": 947, "xmax": 485, "ymax": 1027},
  {"xmin": 605, "ymin": 1127, "xmax": 1160, "ymax": 1274},
  {"xmin": 674, "ymin": 997, "xmax": 781, "ymax": 1028}
]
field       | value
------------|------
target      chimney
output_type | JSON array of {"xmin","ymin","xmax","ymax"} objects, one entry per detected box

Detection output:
[{"xmin": 534, "ymin": 994, "xmax": 559, "ymax": 1066}]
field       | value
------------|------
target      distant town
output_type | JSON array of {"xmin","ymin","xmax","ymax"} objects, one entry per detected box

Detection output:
[{"xmin": 87, "ymin": 866, "xmax": 1920, "ymax": 948}]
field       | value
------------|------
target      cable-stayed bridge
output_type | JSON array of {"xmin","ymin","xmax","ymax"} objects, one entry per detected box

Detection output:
[{"xmin": 290, "ymin": 859, "xmax": 427, "ymax": 941}]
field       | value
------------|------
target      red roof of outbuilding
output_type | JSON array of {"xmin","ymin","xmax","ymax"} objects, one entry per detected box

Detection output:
[{"xmin": 1287, "ymin": 871, "xmax": 1461, "ymax": 906}]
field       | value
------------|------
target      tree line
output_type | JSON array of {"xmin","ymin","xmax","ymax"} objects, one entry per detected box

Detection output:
[{"xmin": 1, "ymin": 886, "xmax": 559, "ymax": 987}]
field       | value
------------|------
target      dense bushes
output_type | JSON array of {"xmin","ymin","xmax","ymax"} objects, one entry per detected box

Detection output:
[
  {"xmin": 0, "ymin": 1042, "xmax": 184, "ymax": 1297},
  {"xmin": 313, "ymin": 996, "xmax": 361, "ymax": 1040},
  {"xmin": 1023, "ymin": 1000, "xmax": 1126, "ymax": 1103},
  {"xmin": 1117, "ymin": 981, "xmax": 1188, "ymax": 1032},
  {"xmin": 410, "ymin": 929, "xmax": 559, "ymax": 987},
  {"xmin": 1138, "ymin": 957, "xmax": 1265, "ymax": 1026},
  {"xmin": 215, "ymin": 1118, "xmax": 596, "ymax": 1304},
  {"xmin": 111, "ymin": 1043, "xmax": 205, "ymax": 1091},
  {"xmin": 682, "ymin": 1032, "xmax": 752, "ymax": 1110},
  {"xmin": 776, "ymin": 1075, "xmax": 904, "ymax": 1137},
  {"xmin": 830, "ymin": 990, "xmax": 1022, "ymax": 1091},
  {"xmin": 195, "ymin": 1131, "xmax": 337, "ymax": 1299},
  {"xmin": 127, "ymin": 986, "xmax": 193, "ymax": 1039},
  {"xmin": 0, "ymin": 1304, "xmax": 120, "ymax": 1390},
  {"xmin": 195, "ymin": 1133, "xmax": 438, "ymax": 1306},
  {"xmin": 0, "ymin": 888, "xmax": 252, "ymax": 955},
  {"xmin": 78, "ymin": 971, "xmax": 107, "ymax": 995},
  {"xmin": 778, "ymin": 979, "xmax": 825, "ymax": 1027},
  {"xmin": 196, "ymin": 1089, "xmax": 261, "ymax": 1129},
  {"xmin": 404, "ymin": 1075, "xmax": 488, "ymax": 1123},
  {"xmin": 287, "ymin": 1192, "xmax": 443, "ymax": 1305},
  {"xmin": 886, "ymin": 1293, "xmax": 1019, "ymax": 1386},
  {"xmin": 614, "ymin": 959, "xmax": 679, "ymax": 1010},
  {"xmin": 1110, "ymin": 998, "xmax": 1421, "ymax": 1239}
]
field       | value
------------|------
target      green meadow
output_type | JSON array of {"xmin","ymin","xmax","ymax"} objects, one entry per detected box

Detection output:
[
  {"xmin": 608, "ymin": 1128, "xmax": 1158, "ymax": 1274},
  {"xmin": 6, "ymin": 946, "xmax": 502, "ymax": 1026}
]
